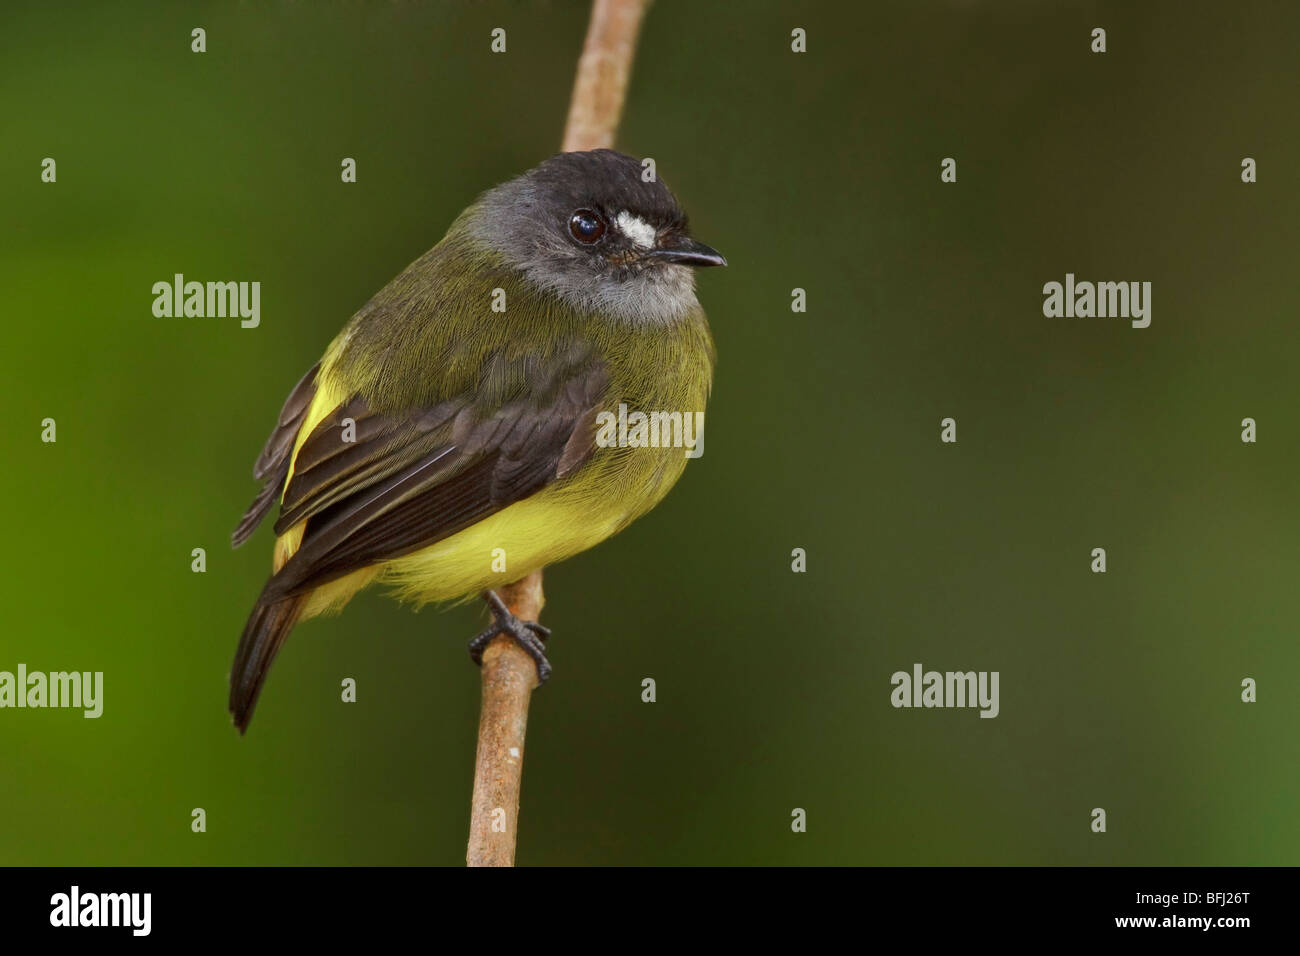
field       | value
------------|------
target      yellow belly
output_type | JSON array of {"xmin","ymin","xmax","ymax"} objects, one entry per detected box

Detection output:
[
  {"xmin": 279, "ymin": 459, "xmax": 675, "ymax": 619},
  {"xmin": 381, "ymin": 485, "xmax": 631, "ymax": 602}
]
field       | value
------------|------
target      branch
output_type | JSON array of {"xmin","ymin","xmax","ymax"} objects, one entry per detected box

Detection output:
[
  {"xmin": 465, "ymin": 570, "xmax": 544, "ymax": 867},
  {"xmin": 562, "ymin": 0, "xmax": 652, "ymax": 153},
  {"xmin": 465, "ymin": 0, "xmax": 651, "ymax": 868}
]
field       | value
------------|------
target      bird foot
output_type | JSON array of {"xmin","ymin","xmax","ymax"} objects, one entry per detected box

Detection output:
[{"xmin": 467, "ymin": 590, "xmax": 552, "ymax": 683}]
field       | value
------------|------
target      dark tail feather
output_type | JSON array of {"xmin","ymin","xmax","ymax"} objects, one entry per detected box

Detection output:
[{"xmin": 229, "ymin": 582, "xmax": 306, "ymax": 733}]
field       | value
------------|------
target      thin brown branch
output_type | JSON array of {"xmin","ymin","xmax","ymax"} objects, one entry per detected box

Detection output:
[
  {"xmin": 466, "ymin": 570, "xmax": 544, "ymax": 867},
  {"xmin": 563, "ymin": 0, "xmax": 652, "ymax": 153},
  {"xmin": 465, "ymin": 0, "xmax": 651, "ymax": 868}
]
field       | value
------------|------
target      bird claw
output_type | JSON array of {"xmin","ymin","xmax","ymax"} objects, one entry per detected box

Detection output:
[{"xmin": 467, "ymin": 590, "xmax": 553, "ymax": 683}]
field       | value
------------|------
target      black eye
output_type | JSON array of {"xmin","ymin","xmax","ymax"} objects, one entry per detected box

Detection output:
[{"xmin": 568, "ymin": 209, "xmax": 606, "ymax": 243}]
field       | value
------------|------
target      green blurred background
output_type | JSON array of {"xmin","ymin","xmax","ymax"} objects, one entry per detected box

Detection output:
[{"xmin": 3, "ymin": 0, "xmax": 1297, "ymax": 865}]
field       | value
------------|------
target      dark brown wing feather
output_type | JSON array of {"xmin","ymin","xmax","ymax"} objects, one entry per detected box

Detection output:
[
  {"xmin": 273, "ymin": 396, "xmax": 461, "ymax": 535},
  {"xmin": 263, "ymin": 363, "xmax": 609, "ymax": 601},
  {"xmin": 231, "ymin": 362, "xmax": 320, "ymax": 547}
]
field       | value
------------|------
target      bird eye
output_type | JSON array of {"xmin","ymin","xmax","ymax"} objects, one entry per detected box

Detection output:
[{"xmin": 568, "ymin": 209, "xmax": 606, "ymax": 243}]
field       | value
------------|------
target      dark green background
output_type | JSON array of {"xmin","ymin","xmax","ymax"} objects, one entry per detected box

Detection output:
[{"xmin": 3, "ymin": 0, "xmax": 1296, "ymax": 865}]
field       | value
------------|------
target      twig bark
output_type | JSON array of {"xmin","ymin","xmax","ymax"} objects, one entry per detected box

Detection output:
[
  {"xmin": 562, "ymin": 0, "xmax": 652, "ymax": 153},
  {"xmin": 465, "ymin": 0, "xmax": 651, "ymax": 868},
  {"xmin": 466, "ymin": 570, "xmax": 544, "ymax": 867}
]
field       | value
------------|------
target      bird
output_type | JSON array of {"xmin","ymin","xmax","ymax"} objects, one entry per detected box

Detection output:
[{"xmin": 228, "ymin": 149, "xmax": 725, "ymax": 732}]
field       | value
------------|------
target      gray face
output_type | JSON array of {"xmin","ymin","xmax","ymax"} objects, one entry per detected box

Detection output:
[{"xmin": 466, "ymin": 150, "xmax": 725, "ymax": 325}]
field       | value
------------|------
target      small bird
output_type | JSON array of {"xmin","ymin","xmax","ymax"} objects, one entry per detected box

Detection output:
[{"xmin": 229, "ymin": 149, "xmax": 724, "ymax": 732}]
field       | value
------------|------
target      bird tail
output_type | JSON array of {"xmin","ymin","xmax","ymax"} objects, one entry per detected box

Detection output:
[{"xmin": 229, "ymin": 580, "xmax": 307, "ymax": 734}]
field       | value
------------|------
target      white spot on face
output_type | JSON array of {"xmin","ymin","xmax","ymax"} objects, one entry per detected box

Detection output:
[
  {"xmin": 615, "ymin": 211, "xmax": 657, "ymax": 250},
  {"xmin": 508, "ymin": 747, "xmax": 520, "ymax": 759}
]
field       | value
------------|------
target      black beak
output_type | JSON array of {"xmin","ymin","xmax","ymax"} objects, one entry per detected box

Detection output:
[{"xmin": 646, "ymin": 236, "xmax": 727, "ymax": 268}]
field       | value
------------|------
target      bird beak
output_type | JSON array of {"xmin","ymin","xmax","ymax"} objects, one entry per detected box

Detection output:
[{"xmin": 646, "ymin": 235, "xmax": 727, "ymax": 268}]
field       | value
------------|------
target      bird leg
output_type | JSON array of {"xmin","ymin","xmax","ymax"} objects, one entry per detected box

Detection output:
[{"xmin": 467, "ymin": 589, "xmax": 552, "ymax": 683}]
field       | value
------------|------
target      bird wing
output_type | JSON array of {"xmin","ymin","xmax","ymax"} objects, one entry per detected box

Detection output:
[
  {"xmin": 261, "ymin": 349, "xmax": 611, "ymax": 602},
  {"xmin": 228, "ymin": 351, "xmax": 607, "ymax": 733},
  {"xmin": 232, "ymin": 361, "xmax": 320, "ymax": 547}
]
